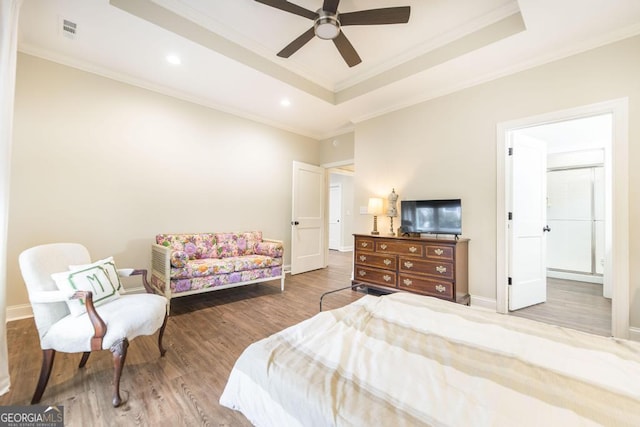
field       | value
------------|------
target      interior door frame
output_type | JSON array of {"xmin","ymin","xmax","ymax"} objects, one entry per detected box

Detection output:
[
  {"xmin": 322, "ymin": 159, "xmax": 355, "ymax": 263},
  {"xmin": 496, "ymin": 98, "xmax": 629, "ymax": 338}
]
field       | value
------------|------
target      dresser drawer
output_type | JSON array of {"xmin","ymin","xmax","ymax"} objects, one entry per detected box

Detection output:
[
  {"xmin": 398, "ymin": 257, "xmax": 454, "ymax": 280},
  {"xmin": 398, "ymin": 274, "xmax": 453, "ymax": 299},
  {"xmin": 376, "ymin": 240, "xmax": 423, "ymax": 257},
  {"xmin": 425, "ymin": 244, "xmax": 454, "ymax": 261},
  {"xmin": 355, "ymin": 238, "xmax": 375, "ymax": 252},
  {"xmin": 354, "ymin": 266, "xmax": 396, "ymax": 287},
  {"xmin": 355, "ymin": 252, "xmax": 397, "ymax": 269}
]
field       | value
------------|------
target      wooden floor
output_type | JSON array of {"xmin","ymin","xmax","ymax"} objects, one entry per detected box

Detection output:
[
  {"xmin": 510, "ymin": 277, "xmax": 612, "ymax": 336},
  {"xmin": 1, "ymin": 253, "xmax": 613, "ymax": 425},
  {"xmin": 0, "ymin": 250, "xmax": 362, "ymax": 426}
]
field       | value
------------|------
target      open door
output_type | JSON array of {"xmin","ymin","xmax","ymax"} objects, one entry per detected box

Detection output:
[
  {"xmin": 291, "ymin": 161, "xmax": 325, "ymax": 275},
  {"xmin": 509, "ymin": 134, "xmax": 548, "ymax": 310},
  {"xmin": 329, "ymin": 184, "xmax": 342, "ymax": 250}
]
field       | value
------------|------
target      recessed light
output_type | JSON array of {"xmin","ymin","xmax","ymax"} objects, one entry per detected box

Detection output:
[
  {"xmin": 166, "ymin": 54, "xmax": 181, "ymax": 65},
  {"xmin": 280, "ymin": 98, "xmax": 291, "ymax": 107}
]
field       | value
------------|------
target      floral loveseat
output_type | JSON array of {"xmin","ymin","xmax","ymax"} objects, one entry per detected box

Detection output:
[{"xmin": 151, "ymin": 231, "xmax": 284, "ymax": 311}]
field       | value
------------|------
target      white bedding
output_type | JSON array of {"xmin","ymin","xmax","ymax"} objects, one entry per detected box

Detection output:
[{"xmin": 220, "ymin": 292, "xmax": 640, "ymax": 426}]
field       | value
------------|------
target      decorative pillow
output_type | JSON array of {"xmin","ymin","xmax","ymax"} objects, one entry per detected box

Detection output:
[
  {"xmin": 255, "ymin": 241, "xmax": 284, "ymax": 258},
  {"xmin": 53, "ymin": 258, "xmax": 121, "ymax": 316},
  {"xmin": 170, "ymin": 250, "xmax": 189, "ymax": 268},
  {"xmin": 69, "ymin": 256, "xmax": 122, "ymax": 292},
  {"xmin": 238, "ymin": 231, "xmax": 262, "ymax": 255},
  {"xmin": 215, "ymin": 233, "xmax": 239, "ymax": 257}
]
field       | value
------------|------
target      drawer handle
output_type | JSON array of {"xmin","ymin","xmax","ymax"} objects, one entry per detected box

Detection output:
[
  {"xmin": 436, "ymin": 265, "xmax": 447, "ymax": 274},
  {"xmin": 404, "ymin": 261, "xmax": 414, "ymax": 269},
  {"xmin": 435, "ymin": 284, "xmax": 446, "ymax": 293},
  {"xmin": 434, "ymin": 248, "xmax": 444, "ymax": 256},
  {"xmin": 403, "ymin": 279, "xmax": 412, "ymax": 286},
  {"xmin": 383, "ymin": 275, "xmax": 392, "ymax": 282},
  {"xmin": 358, "ymin": 270, "xmax": 367, "ymax": 277},
  {"xmin": 359, "ymin": 255, "xmax": 367, "ymax": 262},
  {"xmin": 384, "ymin": 259, "xmax": 392, "ymax": 266},
  {"xmin": 361, "ymin": 242, "xmax": 369, "ymax": 248},
  {"xmin": 409, "ymin": 246, "xmax": 418, "ymax": 253},
  {"xmin": 380, "ymin": 244, "xmax": 388, "ymax": 250}
]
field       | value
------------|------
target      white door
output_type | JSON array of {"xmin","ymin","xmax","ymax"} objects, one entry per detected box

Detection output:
[
  {"xmin": 329, "ymin": 184, "xmax": 342, "ymax": 250},
  {"xmin": 291, "ymin": 161, "xmax": 325, "ymax": 275},
  {"xmin": 509, "ymin": 134, "xmax": 548, "ymax": 310}
]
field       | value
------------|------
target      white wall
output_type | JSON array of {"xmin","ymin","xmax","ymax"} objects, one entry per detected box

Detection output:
[
  {"xmin": 353, "ymin": 35, "xmax": 640, "ymax": 327},
  {"xmin": 7, "ymin": 53, "xmax": 319, "ymax": 312}
]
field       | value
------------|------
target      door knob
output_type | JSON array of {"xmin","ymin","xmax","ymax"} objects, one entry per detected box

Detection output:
[
  {"xmin": 291, "ymin": 221, "xmax": 299, "ymax": 226},
  {"xmin": 543, "ymin": 225, "xmax": 551, "ymax": 232}
]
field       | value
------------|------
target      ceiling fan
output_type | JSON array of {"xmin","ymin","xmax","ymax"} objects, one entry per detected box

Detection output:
[{"xmin": 255, "ymin": 0, "xmax": 411, "ymax": 67}]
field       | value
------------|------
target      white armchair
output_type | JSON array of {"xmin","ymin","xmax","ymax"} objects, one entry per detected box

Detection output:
[{"xmin": 18, "ymin": 243, "xmax": 168, "ymax": 407}]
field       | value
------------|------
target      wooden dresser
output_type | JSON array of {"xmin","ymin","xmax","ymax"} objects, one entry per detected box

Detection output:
[{"xmin": 353, "ymin": 234, "xmax": 469, "ymax": 304}]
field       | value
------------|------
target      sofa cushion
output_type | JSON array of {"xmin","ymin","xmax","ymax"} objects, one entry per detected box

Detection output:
[
  {"xmin": 170, "ymin": 265, "xmax": 283, "ymax": 294},
  {"xmin": 215, "ymin": 233, "xmax": 239, "ymax": 257},
  {"xmin": 170, "ymin": 258, "xmax": 234, "ymax": 280},
  {"xmin": 157, "ymin": 233, "xmax": 218, "ymax": 260},
  {"xmin": 227, "ymin": 255, "xmax": 276, "ymax": 272},
  {"xmin": 215, "ymin": 231, "xmax": 264, "ymax": 257},
  {"xmin": 239, "ymin": 231, "xmax": 262, "ymax": 255}
]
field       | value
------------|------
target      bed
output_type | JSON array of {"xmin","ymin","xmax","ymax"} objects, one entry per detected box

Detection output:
[{"xmin": 220, "ymin": 292, "xmax": 640, "ymax": 426}]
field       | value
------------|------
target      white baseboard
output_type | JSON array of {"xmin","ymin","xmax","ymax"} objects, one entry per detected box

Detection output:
[
  {"xmin": 329, "ymin": 246, "xmax": 353, "ymax": 252},
  {"xmin": 628, "ymin": 327, "xmax": 640, "ymax": 342},
  {"xmin": 469, "ymin": 295, "xmax": 496, "ymax": 311},
  {"xmin": 547, "ymin": 270, "xmax": 603, "ymax": 284},
  {"xmin": 6, "ymin": 303, "xmax": 33, "ymax": 322}
]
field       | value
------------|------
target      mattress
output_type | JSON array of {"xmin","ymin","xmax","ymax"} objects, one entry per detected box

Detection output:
[{"xmin": 220, "ymin": 292, "xmax": 640, "ymax": 426}]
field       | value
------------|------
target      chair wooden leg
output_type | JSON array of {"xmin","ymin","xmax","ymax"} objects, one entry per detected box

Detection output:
[
  {"xmin": 158, "ymin": 315, "xmax": 168, "ymax": 357},
  {"xmin": 32, "ymin": 349, "xmax": 55, "ymax": 404},
  {"xmin": 110, "ymin": 338, "xmax": 129, "ymax": 407},
  {"xmin": 78, "ymin": 351, "xmax": 91, "ymax": 368}
]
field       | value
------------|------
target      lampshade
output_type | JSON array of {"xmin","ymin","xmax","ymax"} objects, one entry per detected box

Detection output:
[{"xmin": 367, "ymin": 198, "xmax": 384, "ymax": 215}]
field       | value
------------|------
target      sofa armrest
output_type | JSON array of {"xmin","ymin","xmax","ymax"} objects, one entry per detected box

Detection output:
[{"xmin": 151, "ymin": 244, "xmax": 171, "ymax": 298}]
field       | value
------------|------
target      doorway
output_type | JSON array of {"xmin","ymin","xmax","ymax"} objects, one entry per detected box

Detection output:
[
  {"xmin": 327, "ymin": 166, "xmax": 354, "ymax": 253},
  {"xmin": 329, "ymin": 184, "xmax": 342, "ymax": 250},
  {"xmin": 496, "ymin": 98, "xmax": 629, "ymax": 338}
]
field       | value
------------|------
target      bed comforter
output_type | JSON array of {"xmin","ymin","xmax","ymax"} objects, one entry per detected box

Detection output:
[{"xmin": 220, "ymin": 292, "xmax": 640, "ymax": 426}]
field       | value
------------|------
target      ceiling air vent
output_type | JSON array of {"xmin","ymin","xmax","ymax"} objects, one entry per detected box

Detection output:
[{"xmin": 61, "ymin": 19, "xmax": 77, "ymax": 40}]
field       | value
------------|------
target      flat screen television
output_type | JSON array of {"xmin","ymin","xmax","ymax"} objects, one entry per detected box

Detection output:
[{"xmin": 400, "ymin": 199, "xmax": 462, "ymax": 236}]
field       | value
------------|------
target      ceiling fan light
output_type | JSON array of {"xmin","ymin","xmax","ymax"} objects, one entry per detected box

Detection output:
[{"xmin": 314, "ymin": 11, "xmax": 340, "ymax": 40}]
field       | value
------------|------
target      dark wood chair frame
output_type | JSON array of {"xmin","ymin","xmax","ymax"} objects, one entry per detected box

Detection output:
[{"xmin": 31, "ymin": 269, "xmax": 168, "ymax": 407}]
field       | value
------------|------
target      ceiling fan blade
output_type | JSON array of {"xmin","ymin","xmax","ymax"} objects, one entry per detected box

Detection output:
[
  {"xmin": 340, "ymin": 6, "xmax": 411, "ymax": 26},
  {"xmin": 254, "ymin": 0, "xmax": 318, "ymax": 20},
  {"xmin": 333, "ymin": 31, "xmax": 362, "ymax": 67},
  {"xmin": 322, "ymin": 0, "xmax": 340, "ymax": 14},
  {"xmin": 277, "ymin": 27, "xmax": 316, "ymax": 58}
]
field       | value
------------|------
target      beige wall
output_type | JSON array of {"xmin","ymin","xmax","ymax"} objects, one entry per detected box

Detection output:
[
  {"xmin": 7, "ymin": 53, "xmax": 319, "ymax": 309},
  {"xmin": 319, "ymin": 132, "xmax": 354, "ymax": 166},
  {"xmin": 354, "ymin": 35, "xmax": 640, "ymax": 325}
]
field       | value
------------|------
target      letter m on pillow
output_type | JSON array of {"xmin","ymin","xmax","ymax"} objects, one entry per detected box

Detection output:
[
  {"xmin": 86, "ymin": 271, "xmax": 110, "ymax": 295},
  {"xmin": 52, "ymin": 265, "xmax": 121, "ymax": 316}
]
